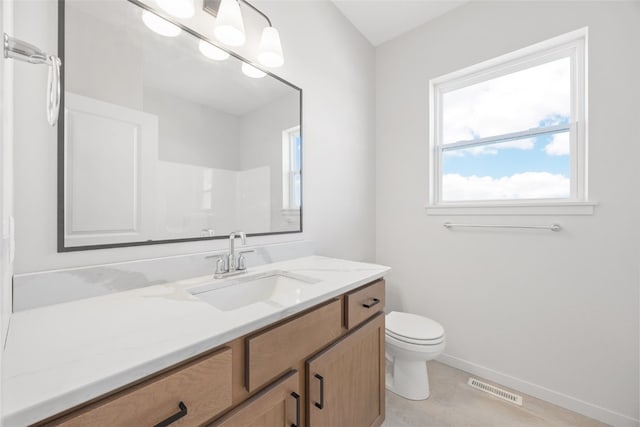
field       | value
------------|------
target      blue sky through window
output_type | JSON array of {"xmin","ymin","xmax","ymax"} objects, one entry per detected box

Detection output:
[
  {"xmin": 439, "ymin": 57, "xmax": 572, "ymax": 201},
  {"xmin": 443, "ymin": 115, "xmax": 570, "ymax": 179}
]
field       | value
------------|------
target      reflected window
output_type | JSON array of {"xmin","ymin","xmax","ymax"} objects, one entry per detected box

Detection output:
[{"xmin": 282, "ymin": 126, "xmax": 301, "ymax": 209}]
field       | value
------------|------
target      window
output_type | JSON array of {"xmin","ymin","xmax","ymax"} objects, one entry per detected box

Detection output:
[
  {"xmin": 282, "ymin": 126, "xmax": 301, "ymax": 210},
  {"xmin": 428, "ymin": 29, "xmax": 593, "ymax": 214}
]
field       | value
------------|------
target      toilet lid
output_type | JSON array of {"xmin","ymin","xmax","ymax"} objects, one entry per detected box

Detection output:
[{"xmin": 386, "ymin": 311, "xmax": 445, "ymax": 342}]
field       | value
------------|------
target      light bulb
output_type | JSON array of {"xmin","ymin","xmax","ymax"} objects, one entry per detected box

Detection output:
[
  {"xmin": 213, "ymin": 0, "xmax": 245, "ymax": 46},
  {"xmin": 258, "ymin": 27, "xmax": 284, "ymax": 67},
  {"xmin": 142, "ymin": 11, "xmax": 182, "ymax": 37},
  {"xmin": 198, "ymin": 40, "xmax": 230, "ymax": 61},
  {"xmin": 156, "ymin": 0, "xmax": 195, "ymax": 18},
  {"xmin": 242, "ymin": 62, "xmax": 266, "ymax": 79}
]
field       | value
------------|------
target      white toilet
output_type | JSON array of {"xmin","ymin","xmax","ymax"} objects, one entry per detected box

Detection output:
[{"xmin": 385, "ymin": 311, "xmax": 446, "ymax": 400}]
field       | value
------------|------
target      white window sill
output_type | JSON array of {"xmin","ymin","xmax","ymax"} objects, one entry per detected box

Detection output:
[
  {"xmin": 425, "ymin": 201, "xmax": 597, "ymax": 216},
  {"xmin": 281, "ymin": 208, "xmax": 300, "ymax": 214}
]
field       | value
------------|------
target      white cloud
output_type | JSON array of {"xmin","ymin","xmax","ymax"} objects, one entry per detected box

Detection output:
[
  {"xmin": 442, "ymin": 172, "xmax": 570, "ymax": 201},
  {"xmin": 442, "ymin": 57, "xmax": 570, "ymax": 145},
  {"xmin": 544, "ymin": 132, "xmax": 570, "ymax": 156}
]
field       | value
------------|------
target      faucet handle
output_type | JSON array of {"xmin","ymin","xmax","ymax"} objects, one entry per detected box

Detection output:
[
  {"xmin": 201, "ymin": 228, "xmax": 215, "ymax": 237},
  {"xmin": 237, "ymin": 249, "xmax": 255, "ymax": 271},
  {"xmin": 206, "ymin": 254, "xmax": 227, "ymax": 275}
]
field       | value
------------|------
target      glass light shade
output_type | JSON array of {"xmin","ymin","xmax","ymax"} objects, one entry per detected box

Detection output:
[
  {"xmin": 258, "ymin": 27, "xmax": 284, "ymax": 67},
  {"xmin": 142, "ymin": 11, "xmax": 181, "ymax": 37},
  {"xmin": 198, "ymin": 40, "xmax": 230, "ymax": 61},
  {"xmin": 214, "ymin": 0, "xmax": 246, "ymax": 46},
  {"xmin": 241, "ymin": 62, "xmax": 266, "ymax": 79},
  {"xmin": 156, "ymin": 0, "xmax": 195, "ymax": 18}
]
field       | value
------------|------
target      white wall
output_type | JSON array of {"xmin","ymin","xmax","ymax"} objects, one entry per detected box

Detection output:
[
  {"xmin": 13, "ymin": 0, "xmax": 375, "ymax": 274},
  {"xmin": 1, "ymin": 2, "xmax": 14, "ymax": 423},
  {"xmin": 376, "ymin": 2, "xmax": 640, "ymax": 426}
]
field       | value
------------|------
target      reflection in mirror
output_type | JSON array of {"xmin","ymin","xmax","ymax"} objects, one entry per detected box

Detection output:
[{"xmin": 59, "ymin": 0, "xmax": 302, "ymax": 250}]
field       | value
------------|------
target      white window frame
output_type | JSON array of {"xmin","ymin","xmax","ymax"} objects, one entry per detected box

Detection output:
[
  {"xmin": 282, "ymin": 126, "xmax": 301, "ymax": 212},
  {"xmin": 427, "ymin": 28, "xmax": 595, "ymax": 215}
]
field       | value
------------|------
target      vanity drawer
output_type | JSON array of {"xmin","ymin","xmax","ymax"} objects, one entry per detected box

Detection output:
[
  {"xmin": 345, "ymin": 279, "xmax": 385, "ymax": 329},
  {"xmin": 245, "ymin": 299, "xmax": 342, "ymax": 392},
  {"xmin": 48, "ymin": 347, "xmax": 232, "ymax": 427}
]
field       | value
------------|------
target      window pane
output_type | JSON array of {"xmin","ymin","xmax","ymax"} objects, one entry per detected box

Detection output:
[
  {"xmin": 293, "ymin": 134, "xmax": 301, "ymax": 171},
  {"xmin": 441, "ymin": 131, "xmax": 570, "ymax": 201},
  {"xmin": 442, "ymin": 57, "xmax": 570, "ymax": 144},
  {"xmin": 294, "ymin": 172, "xmax": 301, "ymax": 208}
]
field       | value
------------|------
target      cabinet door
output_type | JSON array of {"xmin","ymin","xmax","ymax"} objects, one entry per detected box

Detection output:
[
  {"xmin": 211, "ymin": 370, "xmax": 301, "ymax": 427},
  {"xmin": 306, "ymin": 313, "xmax": 385, "ymax": 427}
]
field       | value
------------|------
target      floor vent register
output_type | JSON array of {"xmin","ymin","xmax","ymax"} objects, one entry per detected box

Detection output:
[{"xmin": 467, "ymin": 377, "xmax": 523, "ymax": 406}]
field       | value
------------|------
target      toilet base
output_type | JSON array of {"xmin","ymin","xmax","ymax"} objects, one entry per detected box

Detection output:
[{"xmin": 386, "ymin": 356, "xmax": 431, "ymax": 400}]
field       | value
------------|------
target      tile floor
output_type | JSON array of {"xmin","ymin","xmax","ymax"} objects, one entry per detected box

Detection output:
[{"xmin": 382, "ymin": 361, "xmax": 608, "ymax": 427}]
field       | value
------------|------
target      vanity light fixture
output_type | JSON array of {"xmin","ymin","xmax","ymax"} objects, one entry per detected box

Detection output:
[
  {"xmin": 205, "ymin": 0, "xmax": 285, "ymax": 67},
  {"xmin": 155, "ymin": 0, "xmax": 195, "ymax": 19},
  {"xmin": 198, "ymin": 39, "xmax": 230, "ymax": 61},
  {"xmin": 213, "ymin": 0, "xmax": 246, "ymax": 47},
  {"xmin": 142, "ymin": 10, "xmax": 182, "ymax": 37},
  {"xmin": 258, "ymin": 27, "xmax": 284, "ymax": 67},
  {"xmin": 241, "ymin": 62, "xmax": 266, "ymax": 78}
]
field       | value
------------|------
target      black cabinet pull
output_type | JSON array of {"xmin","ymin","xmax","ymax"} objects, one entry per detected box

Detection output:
[
  {"xmin": 314, "ymin": 373, "xmax": 325, "ymax": 410},
  {"xmin": 362, "ymin": 298, "xmax": 380, "ymax": 309},
  {"xmin": 154, "ymin": 401, "xmax": 188, "ymax": 427},
  {"xmin": 290, "ymin": 392, "xmax": 301, "ymax": 427}
]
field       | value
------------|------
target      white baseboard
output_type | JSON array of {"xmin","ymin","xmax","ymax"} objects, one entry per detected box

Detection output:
[{"xmin": 437, "ymin": 353, "xmax": 639, "ymax": 427}]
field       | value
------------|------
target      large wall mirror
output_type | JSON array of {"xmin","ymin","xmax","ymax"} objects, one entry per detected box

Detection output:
[{"xmin": 58, "ymin": 0, "xmax": 302, "ymax": 251}]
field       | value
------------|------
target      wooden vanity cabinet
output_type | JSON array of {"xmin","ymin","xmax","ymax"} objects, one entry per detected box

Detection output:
[
  {"xmin": 306, "ymin": 313, "xmax": 385, "ymax": 427},
  {"xmin": 40, "ymin": 279, "xmax": 386, "ymax": 427}
]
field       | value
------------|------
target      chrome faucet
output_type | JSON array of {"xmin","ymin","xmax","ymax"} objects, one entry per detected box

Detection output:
[{"xmin": 209, "ymin": 231, "xmax": 254, "ymax": 279}]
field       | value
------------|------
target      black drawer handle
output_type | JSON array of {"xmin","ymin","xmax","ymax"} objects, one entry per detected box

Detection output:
[
  {"xmin": 314, "ymin": 374, "xmax": 325, "ymax": 410},
  {"xmin": 362, "ymin": 298, "xmax": 380, "ymax": 309},
  {"xmin": 290, "ymin": 392, "xmax": 301, "ymax": 427},
  {"xmin": 154, "ymin": 401, "xmax": 187, "ymax": 427}
]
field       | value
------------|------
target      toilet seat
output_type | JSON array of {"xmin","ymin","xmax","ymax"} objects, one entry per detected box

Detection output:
[
  {"xmin": 386, "ymin": 329, "xmax": 444, "ymax": 346},
  {"xmin": 386, "ymin": 311, "xmax": 445, "ymax": 345}
]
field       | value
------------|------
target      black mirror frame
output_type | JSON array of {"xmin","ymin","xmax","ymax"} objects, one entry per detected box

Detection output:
[{"xmin": 57, "ymin": 0, "xmax": 303, "ymax": 252}]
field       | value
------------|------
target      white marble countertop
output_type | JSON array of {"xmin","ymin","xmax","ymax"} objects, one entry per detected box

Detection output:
[{"xmin": 2, "ymin": 256, "xmax": 390, "ymax": 426}]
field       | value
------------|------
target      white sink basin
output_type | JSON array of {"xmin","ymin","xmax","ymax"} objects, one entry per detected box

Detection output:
[{"xmin": 189, "ymin": 271, "xmax": 321, "ymax": 311}]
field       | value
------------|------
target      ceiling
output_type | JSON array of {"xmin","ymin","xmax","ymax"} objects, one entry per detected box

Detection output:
[{"xmin": 332, "ymin": 0, "xmax": 469, "ymax": 46}]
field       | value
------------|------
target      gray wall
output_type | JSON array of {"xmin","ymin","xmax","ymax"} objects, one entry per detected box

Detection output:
[
  {"xmin": 12, "ymin": 0, "xmax": 375, "ymax": 273},
  {"xmin": 65, "ymin": 4, "xmax": 143, "ymax": 110},
  {"xmin": 143, "ymin": 87, "xmax": 240, "ymax": 170},
  {"xmin": 239, "ymin": 92, "xmax": 300, "ymax": 231},
  {"xmin": 375, "ymin": 2, "xmax": 639, "ymax": 425}
]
